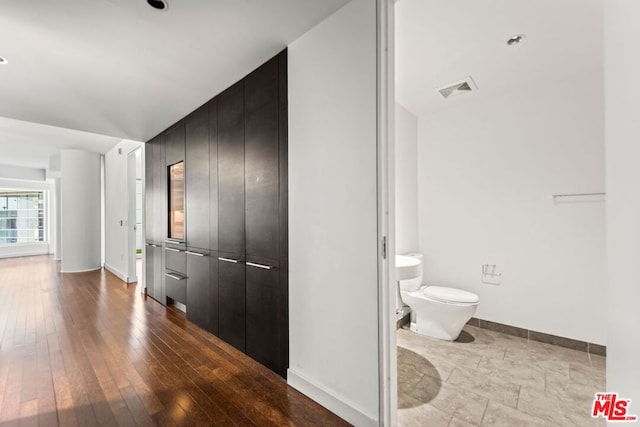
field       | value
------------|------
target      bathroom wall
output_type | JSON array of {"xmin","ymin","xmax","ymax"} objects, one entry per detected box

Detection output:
[
  {"xmin": 288, "ymin": 0, "xmax": 379, "ymax": 425},
  {"xmin": 605, "ymin": 0, "xmax": 640, "ymax": 408},
  {"xmin": 416, "ymin": 68, "xmax": 606, "ymax": 345},
  {"xmin": 395, "ymin": 103, "xmax": 419, "ymax": 255}
]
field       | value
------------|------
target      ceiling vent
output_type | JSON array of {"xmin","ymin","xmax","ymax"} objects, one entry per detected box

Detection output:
[{"xmin": 438, "ymin": 77, "xmax": 477, "ymax": 99}]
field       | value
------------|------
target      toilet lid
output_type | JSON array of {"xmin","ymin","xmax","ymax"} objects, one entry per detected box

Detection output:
[{"xmin": 423, "ymin": 286, "xmax": 479, "ymax": 303}]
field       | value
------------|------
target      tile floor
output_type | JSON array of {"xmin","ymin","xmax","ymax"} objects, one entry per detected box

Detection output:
[{"xmin": 397, "ymin": 325, "xmax": 606, "ymax": 426}]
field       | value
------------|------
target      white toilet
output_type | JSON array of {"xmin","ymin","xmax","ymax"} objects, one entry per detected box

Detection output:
[{"xmin": 397, "ymin": 254, "xmax": 479, "ymax": 341}]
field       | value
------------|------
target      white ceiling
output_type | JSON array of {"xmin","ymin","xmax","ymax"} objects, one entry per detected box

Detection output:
[
  {"xmin": 0, "ymin": 117, "xmax": 123, "ymax": 169},
  {"xmin": 0, "ymin": 0, "xmax": 349, "ymax": 169},
  {"xmin": 395, "ymin": 0, "xmax": 603, "ymax": 116}
]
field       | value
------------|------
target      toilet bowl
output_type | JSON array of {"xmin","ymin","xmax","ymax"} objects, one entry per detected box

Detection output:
[{"xmin": 397, "ymin": 254, "xmax": 479, "ymax": 341}]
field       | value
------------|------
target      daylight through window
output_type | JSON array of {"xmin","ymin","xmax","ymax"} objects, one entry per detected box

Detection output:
[{"xmin": 0, "ymin": 191, "xmax": 45, "ymax": 244}]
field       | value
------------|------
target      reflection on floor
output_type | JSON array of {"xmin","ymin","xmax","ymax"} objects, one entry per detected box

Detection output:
[
  {"xmin": 0, "ymin": 255, "xmax": 348, "ymax": 426},
  {"xmin": 397, "ymin": 325, "xmax": 605, "ymax": 426}
]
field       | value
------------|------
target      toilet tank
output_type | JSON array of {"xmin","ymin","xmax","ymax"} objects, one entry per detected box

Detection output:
[{"xmin": 397, "ymin": 253, "xmax": 423, "ymax": 292}]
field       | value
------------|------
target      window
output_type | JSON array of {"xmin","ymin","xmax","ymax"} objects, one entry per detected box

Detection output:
[{"xmin": 0, "ymin": 191, "xmax": 45, "ymax": 244}]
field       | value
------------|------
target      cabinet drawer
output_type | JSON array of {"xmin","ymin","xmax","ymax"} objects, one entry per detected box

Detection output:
[
  {"xmin": 165, "ymin": 271, "xmax": 187, "ymax": 304},
  {"xmin": 165, "ymin": 246, "xmax": 186, "ymax": 273}
]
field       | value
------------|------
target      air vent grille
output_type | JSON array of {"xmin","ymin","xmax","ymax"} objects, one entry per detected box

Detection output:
[{"xmin": 438, "ymin": 77, "xmax": 477, "ymax": 99}]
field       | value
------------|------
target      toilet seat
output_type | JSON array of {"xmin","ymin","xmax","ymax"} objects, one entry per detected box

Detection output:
[{"xmin": 421, "ymin": 286, "xmax": 479, "ymax": 304}]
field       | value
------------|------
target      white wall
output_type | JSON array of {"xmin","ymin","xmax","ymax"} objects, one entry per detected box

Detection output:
[
  {"xmin": 54, "ymin": 178, "xmax": 61, "ymax": 260},
  {"xmin": 60, "ymin": 149, "xmax": 102, "ymax": 272},
  {"xmin": 104, "ymin": 140, "xmax": 144, "ymax": 282},
  {"xmin": 288, "ymin": 0, "xmax": 380, "ymax": 425},
  {"xmin": 605, "ymin": 0, "xmax": 640, "ymax": 412},
  {"xmin": 0, "ymin": 164, "xmax": 46, "ymax": 181},
  {"xmin": 417, "ymin": 69, "xmax": 606, "ymax": 344},
  {"xmin": 395, "ymin": 103, "xmax": 418, "ymax": 255}
]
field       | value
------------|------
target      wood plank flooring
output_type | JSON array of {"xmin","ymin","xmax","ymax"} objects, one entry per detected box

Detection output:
[{"xmin": 0, "ymin": 255, "xmax": 350, "ymax": 426}]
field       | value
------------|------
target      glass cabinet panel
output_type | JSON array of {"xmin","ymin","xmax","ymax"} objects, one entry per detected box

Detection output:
[{"xmin": 168, "ymin": 161, "xmax": 185, "ymax": 240}]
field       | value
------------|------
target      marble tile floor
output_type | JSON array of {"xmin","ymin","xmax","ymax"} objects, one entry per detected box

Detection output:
[{"xmin": 397, "ymin": 325, "xmax": 606, "ymax": 426}]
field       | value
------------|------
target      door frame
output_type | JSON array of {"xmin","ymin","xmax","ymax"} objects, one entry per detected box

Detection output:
[{"xmin": 378, "ymin": 0, "xmax": 396, "ymax": 425}]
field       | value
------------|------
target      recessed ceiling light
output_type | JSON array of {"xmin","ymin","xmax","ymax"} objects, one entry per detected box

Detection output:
[
  {"xmin": 507, "ymin": 34, "xmax": 526, "ymax": 46},
  {"xmin": 147, "ymin": 0, "xmax": 167, "ymax": 11},
  {"xmin": 0, "ymin": 57, "xmax": 8, "ymax": 65}
]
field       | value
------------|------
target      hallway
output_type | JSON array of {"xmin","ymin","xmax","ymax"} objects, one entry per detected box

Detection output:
[{"xmin": 0, "ymin": 256, "xmax": 348, "ymax": 426}]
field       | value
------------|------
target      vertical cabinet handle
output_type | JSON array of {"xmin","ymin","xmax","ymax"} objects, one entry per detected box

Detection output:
[
  {"xmin": 218, "ymin": 257, "xmax": 240, "ymax": 264},
  {"xmin": 246, "ymin": 262, "xmax": 274, "ymax": 270}
]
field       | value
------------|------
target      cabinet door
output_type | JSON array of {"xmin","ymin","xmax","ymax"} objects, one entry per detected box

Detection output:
[
  {"xmin": 245, "ymin": 56, "xmax": 280, "ymax": 260},
  {"xmin": 186, "ymin": 106, "xmax": 210, "ymax": 250},
  {"xmin": 186, "ymin": 250, "xmax": 210, "ymax": 330},
  {"xmin": 209, "ymin": 99, "xmax": 219, "ymax": 252},
  {"xmin": 165, "ymin": 122, "xmax": 186, "ymax": 167},
  {"xmin": 165, "ymin": 272, "xmax": 186, "ymax": 305},
  {"xmin": 152, "ymin": 134, "xmax": 165, "ymax": 242},
  {"xmin": 245, "ymin": 258, "xmax": 286, "ymax": 377},
  {"xmin": 144, "ymin": 139, "xmax": 155, "ymax": 242},
  {"xmin": 209, "ymin": 250, "xmax": 219, "ymax": 336},
  {"xmin": 144, "ymin": 243, "xmax": 155, "ymax": 298},
  {"xmin": 217, "ymin": 82, "xmax": 245, "ymax": 254},
  {"xmin": 145, "ymin": 244, "xmax": 164, "ymax": 303},
  {"xmin": 217, "ymin": 255, "xmax": 245, "ymax": 352},
  {"xmin": 156, "ymin": 245, "xmax": 165, "ymax": 304}
]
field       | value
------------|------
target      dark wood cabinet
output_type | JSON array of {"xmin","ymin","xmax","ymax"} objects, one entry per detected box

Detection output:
[
  {"xmin": 186, "ymin": 249, "xmax": 211, "ymax": 331},
  {"xmin": 165, "ymin": 245, "xmax": 185, "ymax": 273},
  {"xmin": 145, "ymin": 243, "xmax": 164, "ymax": 303},
  {"xmin": 144, "ymin": 138, "xmax": 155, "ymax": 242},
  {"xmin": 165, "ymin": 122, "xmax": 186, "ymax": 168},
  {"xmin": 243, "ymin": 52, "xmax": 288, "ymax": 377},
  {"xmin": 245, "ymin": 257, "xmax": 286, "ymax": 376},
  {"xmin": 209, "ymin": 99, "xmax": 219, "ymax": 252},
  {"xmin": 245, "ymin": 56, "xmax": 280, "ymax": 260},
  {"xmin": 186, "ymin": 106, "xmax": 210, "ymax": 250},
  {"xmin": 151, "ymin": 134, "xmax": 166, "ymax": 243},
  {"xmin": 145, "ymin": 134, "xmax": 166, "ymax": 304},
  {"xmin": 144, "ymin": 49, "xmax": 287, "ymax": 378},
  {"xmin": 217, "ymin": 82, "xmax": 245, "ymax": 255},
  {"xmin": 165, "ymin": 271, "xmax": 187, "ymax": 305},
  {"xmin": 217, "ymin": 255, "xmax": 246, "ymax": 352}
]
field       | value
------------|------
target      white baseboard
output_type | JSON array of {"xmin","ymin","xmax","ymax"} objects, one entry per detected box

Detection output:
[
  {"xmin": 60, "ymin": 266, "xmax": 102, "ymax": 273},
  {"xmin": 0, "ymin": 243, "xmax": 50, "ymax": 259},
  {"xmin": 287, "ymin": 369, "xmax": 378, "ymax": 427},
  {"xmin": 104, "ymin": 263, "xmax": 136, "ymax": 283}
]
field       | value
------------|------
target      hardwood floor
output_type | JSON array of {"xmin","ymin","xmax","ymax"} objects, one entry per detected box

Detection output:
[{"xmin": 0, "ymin": 256, "xmax": 349, "ymax": 427}]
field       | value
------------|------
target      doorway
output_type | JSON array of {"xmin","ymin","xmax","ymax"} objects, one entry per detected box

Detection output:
[
  {"xmin": 127, "ymin": 147, "xmax": 143, "ymax": 284},
  {"xmin": 388, "ymin": 0, "xmax": 607, "ymax": 425}
]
